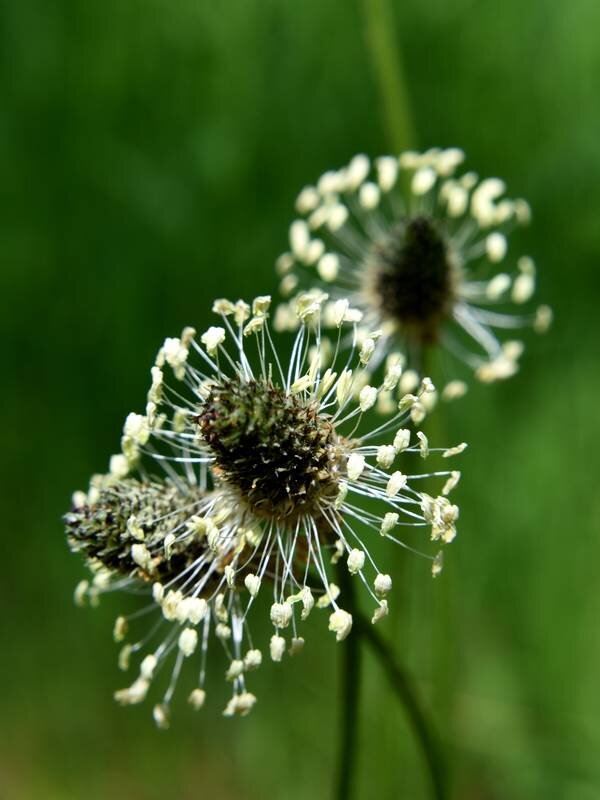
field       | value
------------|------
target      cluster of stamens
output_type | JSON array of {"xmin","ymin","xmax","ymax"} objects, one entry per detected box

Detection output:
[
  {"xmin": 67, "ymin": 287, "xmax": 466, "ymax": 725},
  {"xmin": 275, "ymin": 147, "xmax": 551, "ymax": 386}
]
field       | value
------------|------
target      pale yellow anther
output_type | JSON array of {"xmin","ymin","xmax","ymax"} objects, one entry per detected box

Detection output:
[
  {"xmin": 399, "ymin": 369, "xmax": 420, "ymax": 394},
  {"xmin": 374, "ymin": 574, "xmax": 392, "ymax": 597},
  {"xmin": 243, "ymin": 316, "xmax": 266, "ymax": 337},
  {"xmin": 359, "ymin": 181, "xmax": 380, "ymax": 209},
  {"xmin": 534, "ymin": 305, "xmax": 553, "ymax": 333},
  {"xmin": 109, "ymin": 454, "xmax": 129, "ymax": 479},
  {"xmin": 296, "ymin": 186, "xmax": 319, "ymax": 214},
  {"xmin": 336, "ymin": 369, "xmax": 353, "ymax": 406},
  {"xmin": 317, "ymin": 252, "xmax": 340, "ymax": 282},
  {"xmin": 359, "ymin": 385, "xmax": 377, "ymax": 412},
  {"xmin": 332, "ymin": 299, "xmax": 349, "ymax": 328},
  {"xmin": 317, "ymin": 583, "xmax": 340, "ymax": 608},
  {"xmin": 290, "ymin": 219, "xmax": 310, "ymax": 258},
  {"xmin": 326, "ymin": 203, "xmax": 349, "ymax": 231},
  {"xmin": 114, "ymin": 678, "xmax": 150, "ymax": 706},
  {"xmin": 329, "ymin": 609, "xmax": 353, "ymax": 641},
  {"xmin": 270, "ymin": 635, "xmax": 286, "ymax": 662},
  {"xmin": 126, "ymin": 515, "xmax": 145, "ymax": 541},
  {"xmin": 432, "ymin": 551, "xmax": 444, "ymax": 577},
  {"xmin": 486, "ymin": 232, "xmax": 507, "ymax": 262},
  {"xmin": 334, "ymin": 481, "xmax": 348, "ymax": 509},
  {"xmin": 417, "ymin": 431, "xmax": 429, "ymax": 458},
  {"xmin": 442, "ymin": 380, "xmax": 468, "ymax": 401},
  {"xmin": 291, "ymin": 374, "xmax": 313, "ymax": 395},
  {"xmin": 212, "ymin": 298, "xmax": 236, "ymax": 315},
  {"xmin": 393, "ymin": 428, "xmax": 410, "ymax": 452},
  {"xmin": 244, "ymin": 649, "xmax": 262, "ymax": 670},
  {"xmin": 398, "ymin": 393, "xmax": 418, "ymax": 412},
  {"xmin": 381, "ymin": 364, "xmax": 402, "ymax": 392},
  {"xmin": 347, "ymin": 548, "xmax": 365, "ymax": 575},
  {"xmin": 244, "ymin": 574, "xmax": 261, "ymax": 597},
  {"xmin": 380, "ymin": 512, "xmax": 399, "ymax": 535},
  {"xmin": 347, "ymin": 453, "xmax": 366, "ymax": 481},
  {"xmin": 376, "ymin": 445, "xmax": 396, "ymax": 469},
  {"xmin": 375, "ymin": 156, "xmax": 398, "ymax": 191},
  {"xmin": 188, "ymin": 688, "xmax": 206, "ymax": 710},
  {"xmin": 270, "ymin": 602, "xmax": 292, "ymax": 629},
  {"xmin": 412, "ymin": 166, "xmax": 436, "ymax": 195},
  {"xmin": 346, "ymin": 153, "xmax": 370, "ymax": 189},
  {"xmin": 442, "ymin": 471, "xmax": 461, "ymax": 495},
  {"xmin": 359, "ymin": 338, "xmax": 376, "ymax": 365},
  {"xmin": 178, "ymin": 628, "xmax": 198, "ymax": 657},
  {"xmin": 372, "ymin": 600, "xmax": 389, "ymax": 624},
  {"xmin": 252, "ymin": 295, "xmax": 272, "ymax": 315},
  {"xmin": 113, "ymin": 616, "xmax": 128, "ymax": 642},
  {"xmin": 386, "ymin": 472, "xmax": 407, "ymax": 498},
  {"xmin": 225, "ymin": 660, "xmax": 244, "ymax": 681},
  {"xmin": 233, "ymin": 300, "xmax": 251, "ymax": 326}
]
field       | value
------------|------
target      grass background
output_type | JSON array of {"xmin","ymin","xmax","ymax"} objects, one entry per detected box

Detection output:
[{"xmin": 2, "ymin": 0, "xmax": 600, "ymax": 797}]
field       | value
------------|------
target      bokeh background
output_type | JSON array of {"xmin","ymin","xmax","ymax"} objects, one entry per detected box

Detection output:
[{"xmin": 3, "ymin": 1, "xmax": 600, "ymax": 798}]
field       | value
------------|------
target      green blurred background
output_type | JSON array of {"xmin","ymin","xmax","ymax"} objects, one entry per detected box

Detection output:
[{"xmin": 2, "ymin": 0, "xmax": 600, "ymax": 798}]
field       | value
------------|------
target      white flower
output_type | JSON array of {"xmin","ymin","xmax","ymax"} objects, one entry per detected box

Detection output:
[
  {"xmin": 277, "ymin": 148, "xmax": 550, "ymax": 385},
  {"xmin": 67, "ymin": 294, "xmax": 464, "ymax": 726}
]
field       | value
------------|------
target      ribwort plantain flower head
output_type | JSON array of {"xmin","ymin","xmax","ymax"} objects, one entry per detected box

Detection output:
[
  {"xmin": 276, "ymin": 148, "xmax": 551, "ymax": 397},
  {"xmin": 66, "ymin": 293, "xmax": 465, "ymax": 725}
]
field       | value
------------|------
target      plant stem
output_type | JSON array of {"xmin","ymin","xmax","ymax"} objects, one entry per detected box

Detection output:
[
  {"xmin": 355, "ymin": 611, "xmax": 448, "ymax": 800},
  {"xmin": 335, "ymin": 567, "xmax": 361, "ymax": 800},
  {"xmin": 360, "ymin": 0, "xmax": 417, "ymax": 152}
]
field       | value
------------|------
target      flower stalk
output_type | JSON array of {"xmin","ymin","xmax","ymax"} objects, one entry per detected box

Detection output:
[
  {"xmin": 335, "ymin": 565, "xmax": 361, "ymax": 800},
  {"xmin": 355, "ymin": 610, "xmax": 448, "ymax": 800}
]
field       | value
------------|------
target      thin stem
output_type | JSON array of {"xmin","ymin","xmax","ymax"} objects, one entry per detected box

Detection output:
[
  {"xmin": 335, "ymin": 567, "xmax": 361, "ymax": 800},
  {"xmin": 360, "ymin": 0, "xmax": 417, "ymax": 152},
  {"xmin": 355, "ymin": 611, "xmax": 448, "ymax": 800}
]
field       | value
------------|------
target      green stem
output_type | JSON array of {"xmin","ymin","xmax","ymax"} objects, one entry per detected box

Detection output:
[
  {"xmin": 355, "ymin": 611, "xmax": 448, "ymax": 800},
  {"xmin": 335, "ymin": 567, "xmax": 361, "ymax": 800},
  {"xmin": 360, "ymin": 0, "xmax": 417, "ymax": 152}
]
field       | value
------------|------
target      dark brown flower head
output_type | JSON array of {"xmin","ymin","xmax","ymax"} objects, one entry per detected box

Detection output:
[
  {"xmin": 197, "ymin": 378, "xmax": 344, "ymax": 523},
  {"xmin": 64, "ymin": 478, "xmax": 207, "ymax": 581},
  {"xmin": 369, "ymin": 216, "xmax": 456, "ymax": 343}
]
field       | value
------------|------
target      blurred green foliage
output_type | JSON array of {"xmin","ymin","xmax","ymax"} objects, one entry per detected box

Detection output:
[{"xmin": 2, "ymin": 0, "xmax": 600, "ymax": 798}]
